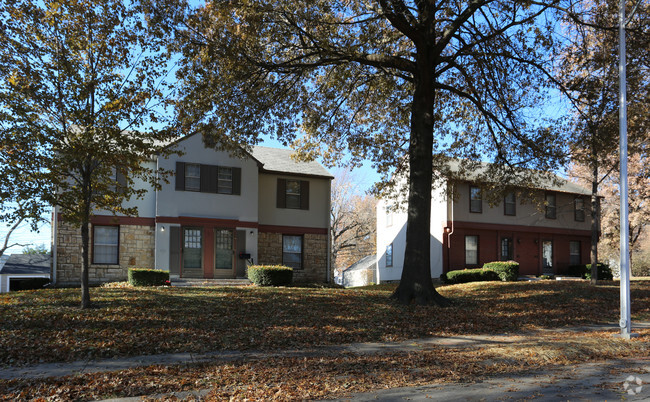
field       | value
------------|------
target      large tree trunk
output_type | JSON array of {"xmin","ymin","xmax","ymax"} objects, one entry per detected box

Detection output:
[
  {"xmin": 590, "ymin": 160, "xmax": 599, "ymax": 285},
  {"xmin": 391, "ymin": 47, "xmax": 450, "ymax": 306}
]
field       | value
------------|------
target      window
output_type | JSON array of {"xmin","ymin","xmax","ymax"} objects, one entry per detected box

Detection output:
[
  {"xmin": 277, "ymin": 179, "xmax": 309, "ymax": 210},
  {"xmin": 570, "ymin": 241, "xmax": 581, "ymax": 265},
  {"xmin": 501, "ymin": 237, "xmax": 513, "ymax": 261},
  {"xmin": 465, "ymin": 235, "xmax": 478, "ymax": 265},
  {"xmin": 504, "ymin": 192, "xmax": 516, "ymax": 216},
  {"xmin": 217, "ymin": 167, "xmax": 233, "ymax": 194},
  {"xmin": 574, "ymin": 197, "xmax": 585, "ymax": 222},
  {"xmin": 175, "ymin": 162, "xmax": 241, "ymax": 195},
  {"xmin": 386, "ymin": 243, "xmax": 393, "ymax": 267},
  {"xmin": 470, "ymin": 186, "xmax": 482, "ymax": 213},
  {"xmin": 93, "ymin": 226, "xmax": 119, "ymax": 264},
  {"xmin": 283, "ymin": 235, "xmax": 303, "ymax": 269},
  {"xmin": 183, "ymin": 228, "xmax": 202, "ymax": 269},
  {"xmin": 545, "ymin": 193, "xmax": 556, "ymax": 219},
  {"xmin": 185, "ymin": 163, "xmax": 201, "ymax": 191},
  {"xmin": 386, "ymin": 208, "xmax": 393, "ymax": 227}
]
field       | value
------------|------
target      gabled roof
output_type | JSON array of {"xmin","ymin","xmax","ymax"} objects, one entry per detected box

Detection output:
[
  {"xmin": 343, "ymin": 254, "xmax": 377, "ymax": 273},
  {"xmin": 0, "ymin": 254, "xmax": 51, "ymax": 275},
  {"xmin": 250, "ymin": 146, "xmax": 334, "ymax": 179},
  {"xmin": 443, "ymin": 159, "xmax": 591, "ymax": 196}
]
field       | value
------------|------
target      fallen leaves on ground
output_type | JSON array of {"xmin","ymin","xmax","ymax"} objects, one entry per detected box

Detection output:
[
  {"xmin": 0, "ymin": 281, "xmax": 648, "ymax": 366},
  {"xmin": 0, "ymin": 329, "xmax": 647, "ymax": 401}
]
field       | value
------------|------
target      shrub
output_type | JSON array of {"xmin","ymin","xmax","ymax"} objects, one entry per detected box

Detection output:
[
  {"xmin": 128, "ymin": 268, "xmax": 169, "ymax": 287},
  {"xmin": 247, "ymin": 265, "xmax": 293, "ymax": 286},
  {"xmin": 567, "ymin": 264, "xmax": 613, "ymax": 280},
  {"xmin": 444, "ymin": 268, "xmax": 500, "ymax": 284},
  {"xmin": 483, "ymin": 261, "xmax": 519, "ymax": 281}
]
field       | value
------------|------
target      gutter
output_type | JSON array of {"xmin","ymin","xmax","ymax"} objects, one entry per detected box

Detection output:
[
  {"xmin": 446, "ymin": 183, "xmax": 454, "ymax": 273},
  {"xmin": 51, "ymin": 206, "xmax": 58, "ymax": 285},
  {"xmin": 326, "ymin": 178, "xmax": 332, "ymax": 283}
]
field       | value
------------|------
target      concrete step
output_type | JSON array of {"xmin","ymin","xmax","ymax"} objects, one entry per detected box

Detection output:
[{"xmin": 171, "ymin": 278, "xmax": 251, "ymax": 287}]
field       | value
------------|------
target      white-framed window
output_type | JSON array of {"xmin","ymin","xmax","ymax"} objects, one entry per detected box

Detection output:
[
  {"xmin": 545, "ymin": 193, "xmax": 556, "ymax": 219},
  {"xmin": 285, "ymin": 180, "xmax": 301, "ymax": 209},
  {"xmin": 93, "ymin": 226, "xmax": 119, "ymax": 265},
  {"xmin": 570, "ymin": 241, "xmax": 581, "ymax": 266},
  {"xmin": 470, "ymin": 186, "xmax": 482, "ymax": 213},
  {"xmin": 283, "ymin": 235, "xmax": 303, "ymax": 269},
  {"xmin": 217, "ymin": 167, "xmax": 233, "ymax": 194},
  {"xmin": 501, "ymin": 237, "xmax": 513, "ymax": 261},
  {"xmin": 465, "ymin": 235, "xmax": 478, "ymax": 266},
  {"xmin": 386, "ymin": 243, "xmax": 393, "ymax": 267},
  {"xmin": 183, "ymin": 227, "xmax": 202, "ymax": 269},
  {"xmin": 504, "ymin": 192, "xmax": 516, "ymax": 216},
  {"xmin": 574, "ymin": 197, "xmax": 585, "ymax": 222},
  {"xmin": 185, "ymin": 163, "xmax": 201, "ymax": 192}
]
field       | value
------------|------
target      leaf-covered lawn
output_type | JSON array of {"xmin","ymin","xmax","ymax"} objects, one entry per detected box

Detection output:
[{"xmin": 1, "ymin": 281, "xmax": 649, "ymax": 366}]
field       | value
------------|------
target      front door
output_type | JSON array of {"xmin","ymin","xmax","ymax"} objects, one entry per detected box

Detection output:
[
  {"xmin": 214, "ymin": 229, "xmax": 234, "ymax": 278},
  {"xmin": 542, "ymin": 240, "xmax": 553, "ymax": 275}
]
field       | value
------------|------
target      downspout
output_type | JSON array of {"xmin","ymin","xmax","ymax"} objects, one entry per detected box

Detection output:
[
  {"xmin": 446, "ymin": 183, "xmax": 454, "ymax": 273},
  {"xmin": 326, "ymin": 178, "xmax": 332, "ymax": 283}
]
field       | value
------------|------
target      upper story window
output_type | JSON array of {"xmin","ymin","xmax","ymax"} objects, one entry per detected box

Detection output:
[
  {"xmin": 175, "ymin": 162, "xmax": 241, "ymax": 195},
  {"xmin": 286, "ymin": 180, "xmax": 301, "ymax": 209},
  {"xmin": 93, "ymin": 225, "xmax": 119, "ymax": 265},
  {"xmin": 217, "ymin": 167, "xmax": 233, "ymax": 194},
  {"xmin": 277, "ymin": 178, "xmax": 309, "ymax": 210},
  {"xmin": 545, "ymin": 193, "xmax": 556, "ymax": 219},
  {"xmin": 469, "ymin": 185, "xmax": 482, "ymax": 213},
  {"xmin": 504, "ymin": 192, "xmax": 516, "ymax": 216},
  {"xmin": 185, "ymin": 163, "xmax": 201, "ymax": 191},
  {"xmin": 574, "ymin": 197, "xmax": 585, "ymax": 222}
]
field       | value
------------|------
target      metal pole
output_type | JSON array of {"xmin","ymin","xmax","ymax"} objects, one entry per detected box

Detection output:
[{"xmin": 618, "ymin": 0, "xmax": 632, "ymax": 339}]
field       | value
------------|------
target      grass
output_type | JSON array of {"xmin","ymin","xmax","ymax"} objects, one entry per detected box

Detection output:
[{"xmin": 1, "ymin": 280, "xmax": 649, "ymax": 367}]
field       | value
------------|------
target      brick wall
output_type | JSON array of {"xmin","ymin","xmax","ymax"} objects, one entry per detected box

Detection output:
[
  {"xmin": 258, "ymin": 232, "xmax": 329, "ymax": 283},
  {"xmin": 56, "ymin": 222, "xmax": 155, "ymax": 285}
]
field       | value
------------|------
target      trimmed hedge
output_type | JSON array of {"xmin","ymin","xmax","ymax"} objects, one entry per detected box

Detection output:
[
  {"xmin": 128, "ymin": 268, "xmax": 169, "ymax": 287},
  {"xmin": 483, "ymin": 261, "xmax": 519, "ymax": 282},
  {"xmin": 443, "ymin": 268, "xmax": 500, "ymax": 284},
  {"xmin": 567, "ymin": 263, "xmax": 613, "ymax": 280},
  {"xmin": 247, "ymin": 265, "xmax": 293, "ymax": 286}
]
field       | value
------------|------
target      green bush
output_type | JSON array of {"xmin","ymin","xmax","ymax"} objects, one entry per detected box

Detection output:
[
  {"xmin": 444, "ymin": 268, "xmax": 500, "ymax": 284},
  {"xmin": 483, "ymin": 261, "xmax": 519, "ymax": 281},
  {"xmin": 128, "ymin": 268, "xmax": 169, "ymax": 287},
  {"xmin": 247, "ymin": 265, "xmax": 293, "ymax": 286},
  {"xmin": 567, "ymin": 263, "xmax": 613, "ymax": 280}
]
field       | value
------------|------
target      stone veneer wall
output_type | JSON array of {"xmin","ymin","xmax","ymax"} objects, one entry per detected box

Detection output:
[
  {"xmin": 56, "ymin": 222, "xmax": 155, "ymax": 285},
  {"xmin": 257, "ymin": 232, "xmax": 328, "ymax": 283}
]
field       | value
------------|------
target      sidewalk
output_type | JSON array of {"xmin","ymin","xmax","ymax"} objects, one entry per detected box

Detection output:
[{"xmin": 1, "ymin": 322, "xmax": 647, "ymax": 400}]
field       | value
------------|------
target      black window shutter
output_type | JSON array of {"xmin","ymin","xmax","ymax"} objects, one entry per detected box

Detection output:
[
  {"xmin": 175, "ymin": 162, "xmax": 185, "ymax": 191},
  {"xmin": 200, "ymin": 164, "xmax": 217, "ymax": 193},
  {"xmin": 277, "ymin": 178, "xmax": 286, "ymax": 208},
  {"xmin": 300, "ymin": 180, "xmax": 309, "ymax": 210},
  {"xmin": 169, "ymin": 226, "xmax": 181, "ymax": 275},
  {"xmin": 232, "ymin": 167, "xmax": 242, "ymax": 195}
]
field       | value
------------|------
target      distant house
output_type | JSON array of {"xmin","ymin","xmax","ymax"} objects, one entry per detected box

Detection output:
[
  {"xmin": 376, "ymin": 161, "xmax": 594, "ymax": 282},
  {"xmin": 0, "ymin": 254, "xmax": 51, "ymax": 293},
  {"xmin": 340, "ymin": 254, "xmax": 377, "ymax": 287},
  {"xmin": 52, "ymin": 134, "xmax": 333, "ymax": 285}
]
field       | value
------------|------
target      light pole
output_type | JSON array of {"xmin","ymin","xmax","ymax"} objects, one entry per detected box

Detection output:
[{"xmin": 618, "ymin": 0, "xmax": 633, "ymax": 340}]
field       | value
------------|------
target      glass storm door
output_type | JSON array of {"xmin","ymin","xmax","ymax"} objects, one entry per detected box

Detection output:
[
  {"xmin": 214, "ymin": 229, "xmax": 234, "ymax": 277},
  {"xmin": 542, "ymin": 240, "xmax": 553, "ymax": 274}
]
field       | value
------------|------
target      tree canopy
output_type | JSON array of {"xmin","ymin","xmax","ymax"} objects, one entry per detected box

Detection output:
[
  {"xmin": 0, "ymin": 0, "xmax": 176, "ymax": 307},
  {"xmin": 160, "ymin": 0, "xmax": 573, "ymax": 304}
]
